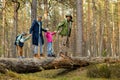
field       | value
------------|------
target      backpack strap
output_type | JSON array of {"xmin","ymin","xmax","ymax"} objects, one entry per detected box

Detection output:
[{"xmin": 15, "ymin": 34, "xmax": 23, "ymax": 45}]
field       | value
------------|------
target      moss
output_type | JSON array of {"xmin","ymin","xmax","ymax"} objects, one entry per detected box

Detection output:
[
  {"xmin": 110, "ymin": 64, "xmax": 120, "ymax": 78},
  {"xmin": 87, "ymin": 63, "xmax": 120, "ymax": 79},
  {"xmin": 0, "ymin": 67, "xmax": 118, "ymax": 80}
]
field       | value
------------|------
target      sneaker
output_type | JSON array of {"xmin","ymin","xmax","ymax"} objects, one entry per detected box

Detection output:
[
  {"xmin": 40, "ymin": 54, "xmax": 45, "ymax": 57},
  {"xmin": 47, "ymin": 54, "xmax": 56, "ymax": 57},
  {"xmin": 21, "ymin": 56, "xmax": 25, "ymax": 58},
  {"xmin": 51, "ymin": 54, "xmax": 56, "ymax": 57},
  {"xmin": 47, "ymin": 54, "xmax": 52, "ymax": 57},
  {"xmin": 18, "ymin": 56, "xmax": 23, "ymax": 59}
]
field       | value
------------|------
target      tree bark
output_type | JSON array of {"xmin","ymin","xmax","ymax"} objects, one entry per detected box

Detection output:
[
  {"xmin": 92, "ymin": 0, "xmax": 97, "ymax": 57},
  {"xmin": 43, "ymin": 0, "xmax": 48, "ymax": 55},
  {"xmin": 31, "ymin": 0, "xmax": 37, "ymax": 22},
  {"xmin": 118, "ymin": 1, "xmax": 120, "ymax": 56},
  {"xmin": 12, "ymin": 0, "xmax": 20, "ymax": 57},
  {"xmin": 87, "ymin": 0, "xmax": 91, "ymax": 57},
  {"xmin": 2, "ymin": 0, "xmax": 6, "ymax": 57},
  {"xmin": 76, "ymin": 0, "xmax": 83, "ymax": 56},
  {"xmin": 30, "ymin": 0, "xmax": 37, "ymax": 57},
  {"xmin": 0, "ymin": 56, "xmax": 89, "ymax": 73},
  {"xmin": 104, "ymin": 0, "xmax": 112, "ymax": 57},
  {"xmin": 1, "ymin": 55, "xmax": 120, "ymax": 74},
  {"xmin": 98, "ymin": 1, "xmax": 104, "ymax": 57}
]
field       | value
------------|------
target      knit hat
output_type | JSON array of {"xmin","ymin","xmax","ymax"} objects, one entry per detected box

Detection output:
[{"xmin": 65, "ymin": 13, "xmax": 72, "ymax": 19}]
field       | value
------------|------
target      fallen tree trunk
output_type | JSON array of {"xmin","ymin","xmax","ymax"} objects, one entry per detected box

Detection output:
[
  {"xmin": 0, "ymin": 56, "xmax": 89, "ymax": 73},
  {"xmin": 0, "ymin": 55, "xmax": 120, "ymax": 73}
]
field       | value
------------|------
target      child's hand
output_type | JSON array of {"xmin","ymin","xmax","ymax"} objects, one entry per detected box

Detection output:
[
  {"xmin": 57, "ymin": 31, "xmax": 60, "ymax": 34},
  {"xmin": 29, "ymin": 34, "xmax": 32, "ymax": 37}
]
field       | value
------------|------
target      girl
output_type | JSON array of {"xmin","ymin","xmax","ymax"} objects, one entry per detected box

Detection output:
[{"xmin": 45, "ymin": 28, "xmax": 56, "ymax": 57}]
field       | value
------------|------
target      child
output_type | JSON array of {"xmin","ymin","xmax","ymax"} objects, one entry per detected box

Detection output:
[
  {"xmin": 14, "ymin": 32, "xmax": 31, "ymax": 58},
  {"xmin": 45, "ymin": 28, "xmax": 56, "ymax": 57}
]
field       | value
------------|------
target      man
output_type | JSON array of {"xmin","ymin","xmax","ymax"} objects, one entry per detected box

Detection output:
[
  {"xmin": 57, "ymin": 13, "xmax": 73, "ymax": 55},
  {"xmin": 30, "ymin": 16, "xmax": 47, "ymax": 58}
]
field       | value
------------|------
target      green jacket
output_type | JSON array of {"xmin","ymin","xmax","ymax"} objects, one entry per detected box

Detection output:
[{"xmin": 57, "ymin": 19, "xmax": 72, "ymax": 36}]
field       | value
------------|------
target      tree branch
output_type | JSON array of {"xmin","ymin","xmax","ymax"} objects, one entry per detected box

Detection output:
[{"xmin": 12, "ymin": 0, "xmax": 20, "ymax": 12}]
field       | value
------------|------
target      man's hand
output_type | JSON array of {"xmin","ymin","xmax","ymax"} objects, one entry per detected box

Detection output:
[
  {"xmin": 57, "ymin": 31, "xmax": 60, "ymax": 34},
  {"xmin": 54, "ymin": 31, "xmax": 57, "ymax": 33}
]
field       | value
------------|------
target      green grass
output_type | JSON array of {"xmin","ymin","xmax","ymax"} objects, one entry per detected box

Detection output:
[
  {"xmin": 87, "ymin": 63, "xmax": 120, "ymax": 80},
  {"xmin": 0, "ymin": 67, "xmax": 118, "ymax": 80}
]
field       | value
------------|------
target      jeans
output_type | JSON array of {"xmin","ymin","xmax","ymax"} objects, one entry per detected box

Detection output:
[
  {"xmin": 34, "ymin": 36, "xmax": 43, "ymax": 54},
  {"xmin": 47, "ymin": 42, "xmax": 53, "ymax": 55}
]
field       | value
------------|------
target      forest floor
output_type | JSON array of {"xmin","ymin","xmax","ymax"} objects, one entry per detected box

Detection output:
[{"xmin": 0, "ymin": 65, "xmax": 119, "ymax": 80}]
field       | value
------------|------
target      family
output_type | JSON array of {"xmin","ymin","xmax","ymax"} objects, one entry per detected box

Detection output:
[{"xmin": 14, "ymin": 13, "xmax": 73, "ymax": 59}]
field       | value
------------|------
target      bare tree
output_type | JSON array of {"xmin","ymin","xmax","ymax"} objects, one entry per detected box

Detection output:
[
  {"xmin": 98, "ymin": 0, "xmax": 104, "ymax": 57},
  {"xmin": 76, "ymin": 0, "xmax": 83, "ymax": 56},
  {"xmin": 11, "ymin": 0, "xmax": 20, "ymax": 57},
  {"xmin": 86, "ymin": 0, "xmax": 91, "ymax": 57},
  {"xmin": 104, "ymin": 0, "xmax": 112, "ymax": 57},
  {"xmin": 2, "ymin": 0, "xmax": 6, "ymax": 57},
  {"xmin": 118, "ymin": 1, "xmax": 120, "ymax": 56},
  {"xmin": 30, "ymin": 0, "xmax": 37, "ymax": 57},
  {"xmin": 31, "ymin": 0, "xmax": 37, "ymax": 22}
]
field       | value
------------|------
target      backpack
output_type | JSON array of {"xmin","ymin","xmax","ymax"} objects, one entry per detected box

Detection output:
[{"xmin": 14, "ymin": 35, "xmax": 22, "ymax": 46}]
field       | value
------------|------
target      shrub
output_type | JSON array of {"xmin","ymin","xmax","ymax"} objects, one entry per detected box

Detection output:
[
  {"xmin": 110, "ymin": 64, "xmax": 120, "ymax": 78},
  {"xmin": 87, "ymin": 63, "xmax": 120, "ymax": 79},
  {"xmin": 98, "ymin": 65, "xmax": 111, "ymax": 78},
  {"xmin": 87, "ymin": 65, "xmax": 101, "ymax": 78},
  {"xmin": 87, "ymin": 64, "xmax": 111, "ymax": 78}
]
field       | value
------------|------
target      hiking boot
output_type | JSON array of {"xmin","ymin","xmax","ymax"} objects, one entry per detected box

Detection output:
[
  {"xmin": 47, "ymin": 54, "xmax": 56, "ymax": 57},
  {"xmin": 18, "ymin": 56, "xmax": 24, "ymax": 59},
  {"xmin": 51, "ymin": 54, "xmax": 56, "ymax": 57},
  {"xmin": 34, "ymin": 54, "xmax": 40, "ymax": 58},
  {"xmin": 59, "ymin": 52, "xmax": 64, "ymax": 56},
  {"xmin": 21, "ymin": 56, "xmax": 25, "ymax": 58},
  {"xmin": 40, "ymin": 54, "xmax": 45, "ymax": 57},
  {"xmin": 47, "ymin": 54, "xmax": 52, "ymax": 57}
]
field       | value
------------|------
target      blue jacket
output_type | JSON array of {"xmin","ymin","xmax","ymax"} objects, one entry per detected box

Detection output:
[{"xmin": 30, "ymin": 20, "xmax": 47, "ymax": 46}]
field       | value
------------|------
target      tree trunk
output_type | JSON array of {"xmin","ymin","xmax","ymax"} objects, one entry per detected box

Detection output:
[
  {"xmin": 104, "ymin": 0, "xmax": 112, "ymax": 57},
  {"xmin": 12, "ymin": 0, "xmax": 20, "ymax": 57},
  {"xmin": 1, "ymin": 55, "xmax": 120, "ymax": 73},
  {"xmin": 76, "ymin": 0, "xmax": 83, "ymax": 56},
  {"xmin": 0, "ymin": 55, "xmax": 89, "ymax": 73},
  {"xmin": 92, "ymin": 0, "xmax": 97, "ymax": 57},
  {"xmin": 30, "ymin": 0, "xmax": 37, "ymax": 57},
  {"xmin": 118, "ymin": 1, "xmax": 120, "ymax": 56},
  {"xmin": 86, "ymin": 0, "xmax": 91, "ymax": 57},
  {"xmin": 98, "ymin": 1, "xmax": 104, "ymax": 57},
  {"xmin": 44, "ymin": 0, "xmax": 48, "ymax": 27},
  {"xmin": 43, "ymin": 0, "xmax": 48, "ymax": 55},
  {"xmin": 13, "ymin": 2, "xmax": 17, "ymax": 57},
  {"xmin": 72, "ymin": 9, "xmax": 76, "ymax": 57},
  {"xmin": 31, "ymin": 0, "xmax": 37, "ymax": 22},
  {"xmin": 2, "ymin": 0, "xmax": 6, "ymax": 57}
]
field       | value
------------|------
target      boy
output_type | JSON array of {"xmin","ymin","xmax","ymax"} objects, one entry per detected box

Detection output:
[
  {"xmin": 45, "ymin": 28, "xmax": 56, "ymax": 57},
  {"xmin": 15, "ymin": 32, "xmax": 31, "ymax": 58}
]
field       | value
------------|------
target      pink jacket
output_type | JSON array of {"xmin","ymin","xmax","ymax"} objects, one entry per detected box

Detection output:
[{"xmin": 45, "ymin": 31, "xmax": 56, "ymax": 43}]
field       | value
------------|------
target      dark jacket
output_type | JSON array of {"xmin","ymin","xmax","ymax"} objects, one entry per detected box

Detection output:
[{"xmin": 30, "ymin": 20, "xmax": 47, "ymax": 46}]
